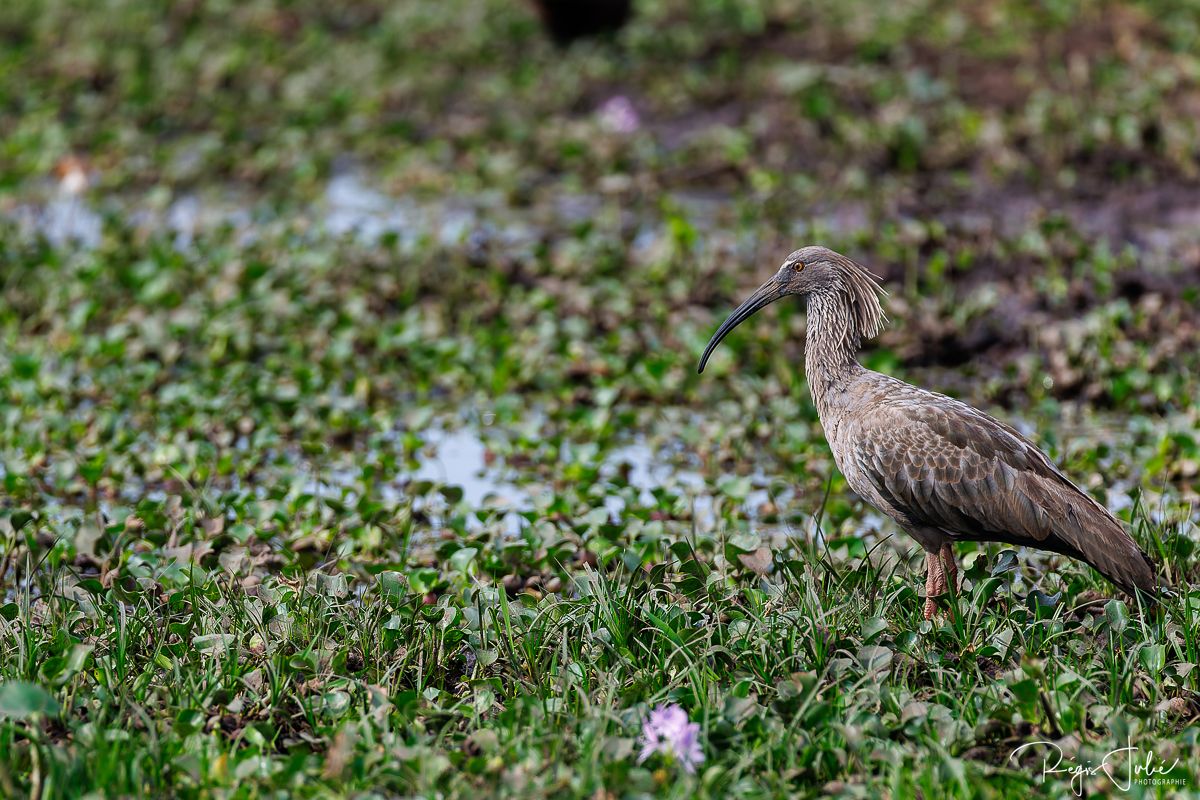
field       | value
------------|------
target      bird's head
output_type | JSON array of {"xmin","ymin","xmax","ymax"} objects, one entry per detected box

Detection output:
[{"xmin": 697, "ymin": 245, "xmax": 886, "ymax": 373}]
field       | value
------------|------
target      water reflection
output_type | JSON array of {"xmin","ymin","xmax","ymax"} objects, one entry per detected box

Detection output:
[{"xmin": 412, "ymin": 427, "xmax": 525, "ymax": 507}]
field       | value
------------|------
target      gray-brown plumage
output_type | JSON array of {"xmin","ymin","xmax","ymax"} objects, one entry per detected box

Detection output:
[{"xmin": 698, "ymin": 245, "xmax": 1161, "ymax": 618}]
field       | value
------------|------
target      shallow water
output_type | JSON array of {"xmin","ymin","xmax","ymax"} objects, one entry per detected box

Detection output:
[
  {"xmin": 411, "ymin": 427, "xmax": 523, "ymax": 508},
  {"xmin": 10, "ymin": 194, "xmax": 104, "ymax": 248},
  {"xmin": 11, "ymin": 168, "xmax": 1200, "ymax": 281}
]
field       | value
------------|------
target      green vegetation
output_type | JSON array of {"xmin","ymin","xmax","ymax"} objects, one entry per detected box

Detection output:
[{"xmin": 1, "ymin": 0, "xmax": 1198, "ymax": 797}]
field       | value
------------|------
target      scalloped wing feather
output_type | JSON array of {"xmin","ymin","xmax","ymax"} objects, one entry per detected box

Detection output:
[{"xmin": 845, "ymin": 392, "xmax": 1159, "ymax": 596}]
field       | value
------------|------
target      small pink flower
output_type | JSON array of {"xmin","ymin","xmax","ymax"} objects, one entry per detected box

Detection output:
[
  {"xmin": 637, "ymin": 703, "xmax": 704, "ymax": 773},
  {"xmin": 598, "ymin": 96, "xmax": 640, "ymax": 134}
]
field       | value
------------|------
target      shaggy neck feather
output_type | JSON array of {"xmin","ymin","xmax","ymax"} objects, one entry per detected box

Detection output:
[{"xmin": 805, "ymin": 289, "xmax": 866, "ymax": 416}]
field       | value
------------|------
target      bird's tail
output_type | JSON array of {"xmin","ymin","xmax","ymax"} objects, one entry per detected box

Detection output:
[{"xmin": 1051, "ymin": 491, "xmax": 1165, "ymax": 600}]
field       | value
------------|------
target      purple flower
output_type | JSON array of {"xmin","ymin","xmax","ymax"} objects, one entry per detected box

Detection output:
[
  {"xmin": 597, "ymin": 96, "xmax": 640, "ymax": 134},
  {"xmin": 637, "ymin": 704, "xmax": 704, "ymax": 773}
]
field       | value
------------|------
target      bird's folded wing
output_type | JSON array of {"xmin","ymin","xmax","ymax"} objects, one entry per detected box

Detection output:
[{"xmin": 849, "ymin": 397, "xmax": 1158, "ymax": 594}]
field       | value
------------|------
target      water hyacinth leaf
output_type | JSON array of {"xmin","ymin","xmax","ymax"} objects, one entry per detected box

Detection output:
[
  {"xmin": 1139, "ymin": 644, "xmax": 1166, "ymax": 675},
  {"xmin": 1105, "ymin": 599, "xmax": 1129, "ymax": 634},
  {"xmin": 723, "ymin": 695, "xmax": 761, "ymax": 725},
  {"xmin": 857, "ymin": 645, "xmax": 893, "ymax": 675},
  {"xmin": 827, "ymin": 536, "xmax": 867, "ymax": 558},
  {"xmin": 1021, "ymin": 658, "xmax": 1046, "ymax": 680},
  {"xmin": 193, "ymin": 634, "xmax": 238, "ymax": 653},
  {"xmin": 1025, "ymin": 590, "xmax": 1060, "ymax": 615},
  {"xmin": 620, "ymin": 549, "xmax": 643, "ymax": 571},
  {"xmin": 0, "ymin": 681, "xmax": 60, "ymax": 719},
  {"xmin": 52, "ymin": 644, "xmax": 94, "ymax": 686},
  {"xmin": 323, "ymin": 690, "xmax": 351, "ymax": 717},
  {"xmin": 449, "ymin": 547, "xmax": 478, "ymax": 573},
  {"xmin": 7, "ymin": 511, "xmax": 35, "ymax": 531},
  {"xmin": 717, "ymin": 475, "xmax": 752, "ymax": 501},
  {"xmin": 990, "ymin": 550, "xmax": 1019, "ymax": 576},
  {"xmin": 1006, "ymin": 678, "xmax": 1040, "ymax": 719},
  {"xmin": 830, "ymin": 657, "xmax": 859, "ymax": 676},
  {"xmin": 726, "ymin": 531, "xmax": 760, "ymax": 553},
  {"xmin": 473, "ymin": 689, "xmax": 495, "ymax": 715},
  {"xmin": 861, "ymin": 616, "xmax": 888, "ymax": 642},
  {"xmin": 80, "ymin": 453, "xmax": 106, "ymax": 485},
  {"xmin": 467, "ymin": 729, "xmax": 500, "ymax": 754},
  {"xmin": 602, "ymin": 737, "xmax": 635, "ymax": 760},
  {"xmin": 668, "ymin": 540, "xmax": 694, "ymax": 560},
  {"xmin": 75, "ymin": 522, "xmax": 104, "ymax": 559},
  {"xmin": 1171, "ymin": 663, "xmax": 1196, "ymax": 681},
  {"xmin": 737, "ymin": 546, "xmax": 772, "ymax": 575},
  {"xmin": 973, "ymin": 576, "xmax": 1006, "ymax": 604},
  {"xmin": 774, "ymin": 672, "xmax": 813, "ymax": 701},
  {"xmin": 440, "ymin": 485, "xmax": 464, "ymax": 504},
  {"xmin": 228, "ymin": 523, "xmax": 255, "ymax": 543},
  {"xmin": 991, "ymin": 627, "xmax": 1014, "ymax": 658},
  {"xmin": 407, "ymin": 568, "xmax": 439, "ymax": 595},
  {"xmin": 439, "ymin": 605, "xmax": 461, "ymax": 631},
  {"xmin": 1054, "ymin": 670, "xmax": 1083, "ymax": 690},
  {"xmin": 175, "ymin": 709, "xmax": 205, "ymax": 734},
  {"xmin": 378, "ymin": 571, "xmax": 406, "ymax": 601},
  {"xmin": 900, "ymin": 701, "xmax": 929, "ymax": 725},
  {"xmin": 408, "ymin": 480, "xmax": 435, "ymax": 496},
  {"xmin": 312, "ymin": 572, "xmax": 350, "ymax": 598},
  {"xmin": 243, "ymin": 725, "xmax": 268, "ymax": 751}
]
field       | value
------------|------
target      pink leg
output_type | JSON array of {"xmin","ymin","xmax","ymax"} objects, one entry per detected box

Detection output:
[
  {"xmin": 923, "ymin": 544, "xmax": 959, "ymax": 619},
  {"xmin": 939, "ymin": 542, "xmax": 958, "ymax": 596},
  {"xmin": 923, "ymin": 552, "xmax": 942, "ymax": 620}
]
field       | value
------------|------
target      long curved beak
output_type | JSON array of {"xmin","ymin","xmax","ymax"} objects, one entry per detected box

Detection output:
[{"xmin": 697, "ymin": 276, "xmax": 786, "ymax": 373}]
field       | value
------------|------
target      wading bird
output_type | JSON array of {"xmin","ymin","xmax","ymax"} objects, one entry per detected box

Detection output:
[{"xmin": 698, "ymin": 246, "xmax": 1161, "ymax": 618}]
